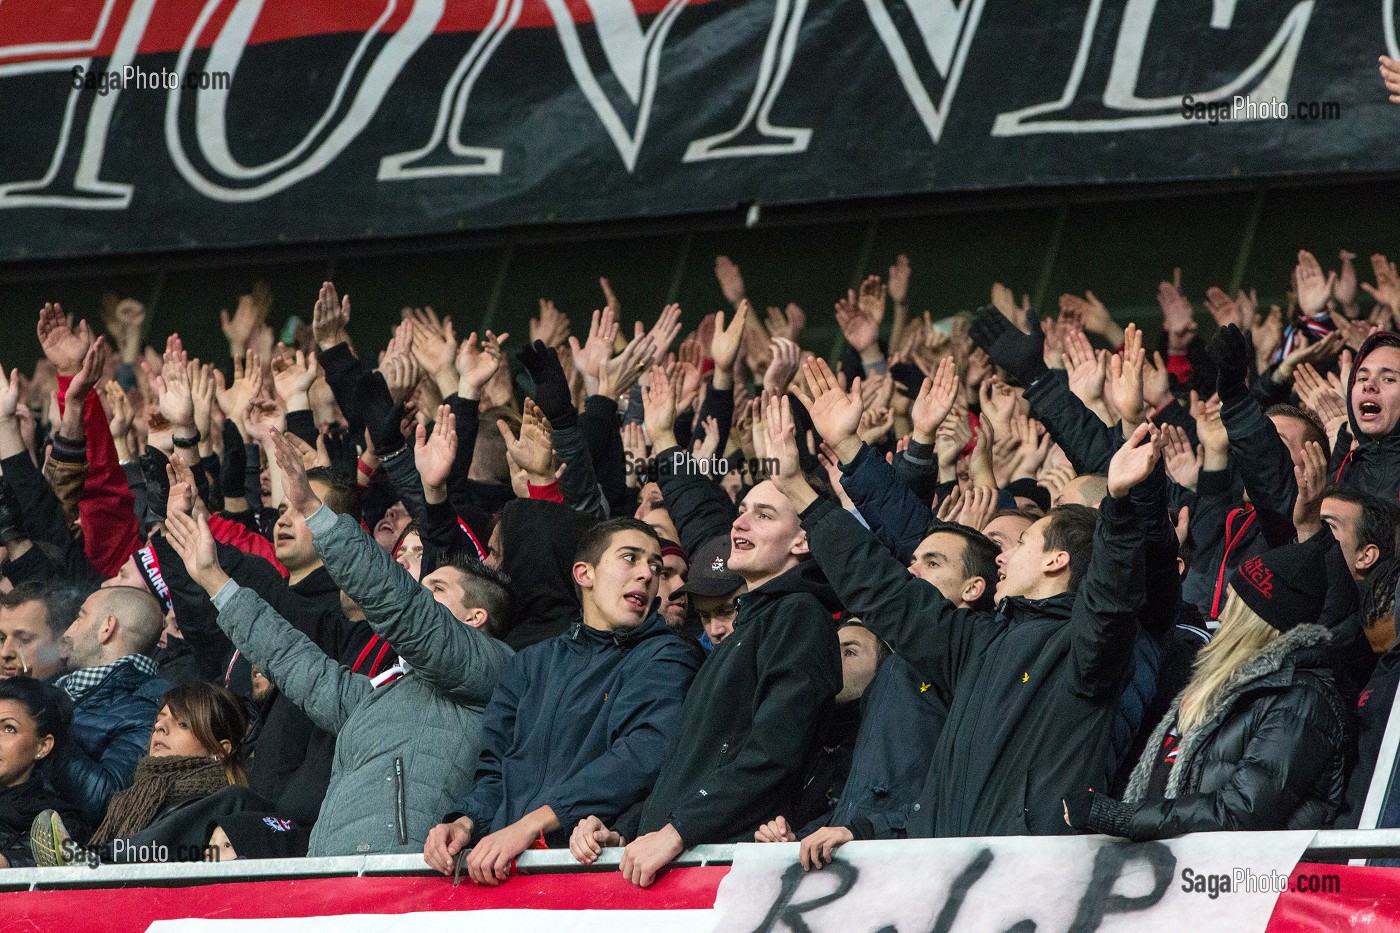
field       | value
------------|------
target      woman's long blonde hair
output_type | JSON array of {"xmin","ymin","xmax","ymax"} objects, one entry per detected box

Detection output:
[{"xmin": 1177, "ymin": 591, "xmax": 1280, "ymax": 734}]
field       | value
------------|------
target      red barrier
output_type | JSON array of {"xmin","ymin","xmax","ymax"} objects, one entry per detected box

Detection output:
[{"xmin": 10, "ymin": 861, "xmax": 1400, "ymax": 932}]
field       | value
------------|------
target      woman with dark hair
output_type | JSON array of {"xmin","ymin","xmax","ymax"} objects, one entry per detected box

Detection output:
[
  {"xmin": 0, "ymin": 677, "xmax": 84, "ymax": 867},
  {"xmin": 32, "ymin": 681, "xmax": 280, "ymax": 865}
]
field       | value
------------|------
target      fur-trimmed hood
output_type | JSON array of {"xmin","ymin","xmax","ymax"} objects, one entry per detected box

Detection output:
[{"xmin": 1124, "ymin": 624, "xmax": 1332, "ymax": 802}]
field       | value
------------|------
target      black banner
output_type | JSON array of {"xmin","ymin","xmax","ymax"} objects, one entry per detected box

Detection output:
[{"xmin": 0, "ymin": 0, "xmax": 1395, "ymax": 262}]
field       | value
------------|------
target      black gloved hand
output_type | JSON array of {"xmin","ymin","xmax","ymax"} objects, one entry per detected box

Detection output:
[
  {"xmin": 518, "ymin": 340, "xmax": 577, "ymax": 429},
  {"xmin": 140, "ymin": 446, "xmax": 171, "ymax": 522},
  {"xmin": 356, "ymin": 372, "xmax": 406, "ymax": 457},
  {"xmin": 0, "ymin": 479, "xmax": 23, "ymax": 545},
  {"xmin": 1207, "ymin": 323, "xmax": 1251, "ymax": 403},
  {"xmin": 1062, "ymin": 789, "xmax": 1096, "ymax": 831},
  {"xmin": 968, "ymin": 305, "xmax": 1047, "ymax": 387}
]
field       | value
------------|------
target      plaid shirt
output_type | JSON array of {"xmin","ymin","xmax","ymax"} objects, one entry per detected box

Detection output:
[{"xmin": 57, "ymin": 654, "xmax": 159, "ymax": 703}]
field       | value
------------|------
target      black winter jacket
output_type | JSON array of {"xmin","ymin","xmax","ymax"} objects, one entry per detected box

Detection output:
[
  {"xmin": 1090, "ymin": 624, "xmax": 1348, "ymax": 839},
  {"xmin": 828, "ymin": 654, "xmax": 945, "ymax": 840},
  {"xmin": 0, "ymin": 772, "xmax": 86, "ymax": 867},
  {"xmin": 636, "ymin": 560, "xmax": 842, "ymax": 845},
  {"xmin": 453, "ymin": 614, "xmax": 699, "ymax": 844},
  {"xmin": 801, "ymin": 491, "xmax": 1145, "ymax": 837}
]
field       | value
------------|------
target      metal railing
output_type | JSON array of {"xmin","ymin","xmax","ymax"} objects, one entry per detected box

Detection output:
[{"xmin": 4, "ymin": 833, "xmax": 1398, "ymax": 893}]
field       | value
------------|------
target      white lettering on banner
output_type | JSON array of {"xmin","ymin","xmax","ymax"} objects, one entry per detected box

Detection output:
[
  {"xmin": 709, "ymin": 833, "xmax": 1314, "ymax": 933},
  {"xmin": 542, "ymin": 0, "xmax": 690, "ymax": 172},
  {"xmin": 682, "ymin": 0, "xmax": 814, "ymax": 161},
  {"xmin": 684, "ymin": 0, "xmax": 986, "ymax": 161},
  {"xmin": 992, "ymin": 0, "xmax": 1313, "ymax": 135},
  {"xmin": 0, "ymin": 0, "xmax": 153, "ymax": 209},
  {"xmin": 861, "ymin": 0, "xmax": 986, "ymax": 145},
  {"xmin": 377, "ymin": 0, "xmax": 522, "ymax": 180},
  {"xmin": 165, "ymin": 0, "xmax": 444, "ymax": 201},
  {"xmin": 147, "ymin": 909, "xmax": 719, "ymax": 933}
]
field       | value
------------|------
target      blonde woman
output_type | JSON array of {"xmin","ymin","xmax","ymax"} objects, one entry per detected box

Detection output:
[{"xmin": 1064, "ymin": 532, "xmax": 1348, "ymax": 839}]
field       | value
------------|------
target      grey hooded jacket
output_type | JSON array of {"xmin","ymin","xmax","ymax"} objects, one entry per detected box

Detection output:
[{"xmin": 210, "ymin": 505, "xmax": 512, "ymax": 856}]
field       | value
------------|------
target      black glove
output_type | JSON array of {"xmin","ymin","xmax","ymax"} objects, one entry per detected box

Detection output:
[
  {"xmin": 356, "ymin": 372, "xmax": 406, "ymax": 457},
  {"xmin": 1062, "ymin": 789, "xmax": 1096, "ymax": 831},
  {"xmin": 518, "ymin": 340, "xmax": 577, "ymax": 429},
  {"xmin": 0, "ymin": 479, "xmax": 22, "ymax": 545},
  {"xmin": 968, "ymin": 305, "xmax": 1047, "ymax": 387},
  {"xmin": 140, "ymin": 446, "xmax": 171, "ymax": 522},
  {"xmin": 1208, "ymin": 323, "xmax": 1251, "ymax": 403}
]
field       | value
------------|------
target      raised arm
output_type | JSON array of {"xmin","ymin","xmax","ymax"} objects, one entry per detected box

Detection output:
[
  {"xmin": 268, "ymin": 430, "xmax": 510, "ymax": 704},
  {"xmin": 1069, "ymin": 422, "xmax": 1157, "ymax": 698},
  {"xmin": 164, "ymin": 504, "xmax": 370, "ymax": 733}
]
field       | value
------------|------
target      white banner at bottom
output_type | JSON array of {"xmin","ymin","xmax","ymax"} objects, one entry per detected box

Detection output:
[{"xmin": 710, "ymin": 832, "xmax": 1315, "ymax": 933}]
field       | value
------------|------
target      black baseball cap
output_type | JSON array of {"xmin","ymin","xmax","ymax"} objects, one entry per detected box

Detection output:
[{"xmin": 671, "ymin": 535, "xmax": 743, "ymax": 600}]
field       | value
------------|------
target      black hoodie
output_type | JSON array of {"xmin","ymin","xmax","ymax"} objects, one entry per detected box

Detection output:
[
  {"xmin": 1331, "ymin": 331, "xmax": 1400, "ymax": 499},
  {"xmin": 496, "ymin": 498, "xmax": 597, "ymax": 651},
  {"xmin": 636, "ymin": 558, "xmax": 842, "ymax": 845}
]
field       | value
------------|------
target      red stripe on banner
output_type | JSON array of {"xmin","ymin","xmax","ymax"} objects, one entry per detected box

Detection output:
[
  {"xmin": 0, "ymin": 0, "xmax": 725, "ymax": 62},
  {"xmin": 1266, "ymin": 863, "xmax": 1400, "ymax": 931},
  {"xmin": 11, "ymin": 866, "xmax": 729, "ymax": 933}
]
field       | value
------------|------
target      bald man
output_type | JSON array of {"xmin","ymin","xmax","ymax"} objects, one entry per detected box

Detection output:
[{"xmin": 50, "ymin": 586, "xmax": 171, "ymax": 824}]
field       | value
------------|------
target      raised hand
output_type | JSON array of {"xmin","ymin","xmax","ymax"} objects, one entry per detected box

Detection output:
[
  {"xmin": 530, "ymin": 299, "xmax": 571, "ymax": 348},
  {"xmin": 217, "ymin": 350, "xmax": 264, "ymax": 438},
  {"xmin": 645, "ymin": 303, "xmax": 683, "ymax": 367},
  {"xmin": 1293, "ymin": 250, "xmax": 1336, "ymax": 317},
  {"xmin": 220, "ymin": 290, "xmax": 269, "ymax": 356},
  {"xmin": 1104, "ymin": 323, "xmax": 1146, "ymax": 430},
  {"xmin": 714, "ymin": 255, "xmax": 746, "ymax": 307},
  {"xmin": 990, "ymin": 282, "xmax": 1029, "ymax": 334},
  {"xmin": 1160, "ymin": 423, "xmax": 1203, "ymax": 492},
  {"xmin": 1060, "ymin": 291, "xmax": 1123, "ymax": 345},
  {"xmin": 761, "ymin": 393, "xmax": 815, "ymax": 508},
  {"xmin": 856, "ymin": 275, "xmax": 888, "ymax": 326},
  {"xmin": 1204, "ymin": 287, "xmax": 1243, "ymax": 329},
  {"xmin": 456, "ymin": 330, "xmax": 509, "ymax": 400},
  {"xmin": 597, "ymin": 329, "xmax": 654, "ymax": 400},
  {"xmin": 312, "ymin": 281, "xmax": 351, "ymax": 350},
  {"xmin": 243, "ymin": 395, "xmax": 286, "ymax": 446},
  {"xmin": 1012, "ymin": 417, "xmax": 1052, "ymax": 481},
  {"xmin": 64, "ymin": 336, "xmax": 109, "ymax": 409},
  {"xmin": 411, "ymin": 314, "xmax": 459, "ymax": 395},
  {"xmin": 102, "ymin": 381, "xmax": 134, "ymax": 443},
  {"xmin": 150, "ymin": 335, "xmax": 194, "ymax": 429},
  {"xmin": 272, "ymin": 348, "xmax": 320, "ymax": 409},
  {"xmin": 763, "ymin": 337, "xmax": 801, "ymax": 394},
  {"xmin": 1334, "ymin": 251, "xmax": 1359, "ymax": 314},
  {"xmin": 1251, "ymin": 305, "xmax": 1285, "ymax": 371},
  {"xmin": 1157, "ymin": 269, "xmax": 1197, "ymax": 353},
  {"xmin": 641, "ymin": 364, "xmax": 678, "ymax": 451},
  {"xmin": 710, "ymin": 300, "xmax": 750, "ymax": 389},
  {"xmin": 1062, "ymin": 329, "xmax": 1110, "ymax": 421},
  {"xmin": 910, "ymin": 355, "xmax": 958, "ymax": 443},
  {"xmin": 415, "ymin": 404, "xmax": 457, "ymax": 497},
  {"xmin": 268, "ymin": 428, "xmax": 323, "ymax": 518},
  {"xmin": 1189, "ymin": 391, "xmax": 1228, "ymax": 470},
  {"xmin": 163, "ymin": 505, "xmax": 230, "ymax": 597},
  {"xmin": 1292, "ymin": 440, "xmax": 1329, "ymax": 539},
  {"xmin": 792, "ymin": 357, "xmax": 862, "ymax": 461},
  {"xmin": 835, "ymin": 294, "xmax": 879, "ymax": 355},
  {"xmin": 0, "ymin": 366, "xmax": 25, "ymax": 422},
  {"xmin": 37, "ymin": 303, "xmax": 94, "ymax": 377},
  {"xmin": 1106, "ymin": 421, "xmax": 1162, "ymax": 499},
  {"xmin": 496, "ymin": 399, "xmax": 555, "ymax": 483},
  {"xmin": 1362, "ymin": 253, "xmax": 1400, "ymax": 313},
  {"xmin": 568, "ymin": 308, "xmax": 619, "ymax": 389}
]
